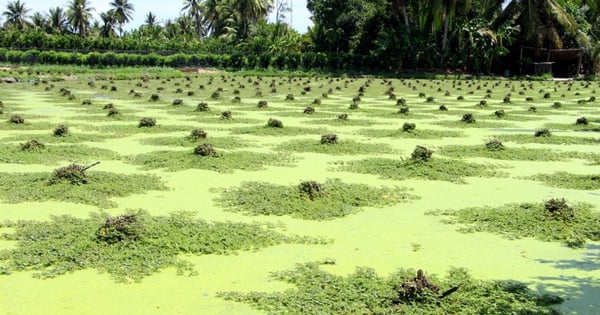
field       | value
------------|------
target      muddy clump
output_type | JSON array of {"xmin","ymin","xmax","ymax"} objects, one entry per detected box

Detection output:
[
  {"xmin": 194, "ymin": 143, "xmax": 217, "ymax": 157},
  {"xmin": 49, "ymin": 162, "xmax": 100, "ymax": 185},
  {"xmin": 96, "ymin": 214, "xmax": 144, "ymax": 244},
  {"xmin": 298, "ymin": 180, "xmax": 325, "ymax": 200}
]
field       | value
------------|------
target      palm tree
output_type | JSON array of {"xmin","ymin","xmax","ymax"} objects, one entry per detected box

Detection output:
[
  {"xmin": 48, "ymin": 6, "xmax": 68, "ymax": 34},
  {"xmin": 2, "ymin": 0, "xmax": 30, "ymax": 30},
  {"xmin": 230, "ymin": 0, "xmax": 273, "ymax": 39},
  {"xmin": 30, "ymin": 11, "xmax": 46, "ymax": 31},
  {"xmin": 182, "ymin": 0, "xmax": 205, "ymax": 37},
  {"xmin": 66, "ymin": 0, "xmax": 94, "ymax": 37},
  {"xmin": 109, "ymin": 0, "xmax": 134, "ymax": 35},
  {"xmin": 99, "ymin": 10, "xmax": 118, "ymax": 38},
  {"xmin": 492, "ymin": 0, "xmax": 588, "ymax": 49},
  {"xmin": 144, "ymin": 11, "xmax": 157, "ymax": 27}
]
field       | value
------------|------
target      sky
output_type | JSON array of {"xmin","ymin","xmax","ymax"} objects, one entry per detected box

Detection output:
[{"xmin": 0, "ymin": 0, "xmax": 313, "ymax": 33}]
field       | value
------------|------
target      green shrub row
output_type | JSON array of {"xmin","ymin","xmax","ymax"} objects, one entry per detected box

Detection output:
[{"xmin": 0, "ymin": 48, "xmax": 387, "ymax": 71}]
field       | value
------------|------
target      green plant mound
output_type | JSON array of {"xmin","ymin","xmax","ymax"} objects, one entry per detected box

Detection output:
[
  {"xmin": 0, "ymin": 171, "xmax": 167, "ymax": 208},
  {"xmin": 276, "ymin": 139, "xmax": 396, "ymax": 155},
  {"xmin": 126, "ymin": 150, "xmax": 294, "ymax": 172},
  {"xmin": 336, "ymin": 157, "xmax": 504, "ymax": 184},
  {"xmin": 0, "ymin": 143, "xmax": 119, "ymax": 165},
  {"xmin": 218, "ymin": 262, "xmax": 562, "ymax": 314},
  {"xmin": 304, "ymin": 118, "xmax": 375, "ymax": 126},
  {"xmin": 139, "ymin": 135, "xmax": 251, "ymax": 149},
  {"xmin": 0, "ymin": 210, "xmax": 326, "ymax": 282},
  {"xmin": 230, "ymin": 126, "xmax": 326, "ymax": 136},
  {"xmin": 428, "ymin": 200, "xmax": 599, "ymax": 248},
  {"xmin": 357, "ymin": 128, "xmax": 464, "ymax": 139},
  {"xmin": 437, "ymin": 145, "xmax": 597, "ymax": 162},
  {"xmin": 214, "ymin": 179, "xmax": 417, "ymax": 220},
  {"xmin": 526, "ymin": 172, "xmax": 600, "ymax": 190},
  {"xmin": 434, "ymin": 120, "xmax": 513, "ymax": 128},
  {"xmin": 10, "ymin": 132, "xmax": 123, "ymax": 143},
  {"xmin": 494, "ymin": 134, "xmax": 600, "ymax": 145}
]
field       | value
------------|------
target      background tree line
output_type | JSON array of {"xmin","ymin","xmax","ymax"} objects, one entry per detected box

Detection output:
[{"xmin": 1, "ymin": 0, "xmax": 599, "ymax": 74}]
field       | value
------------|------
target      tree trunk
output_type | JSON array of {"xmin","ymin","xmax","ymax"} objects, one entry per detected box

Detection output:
[{"xmin": 439, "ymin": 11, "xmax": 450, "ymax": 68}]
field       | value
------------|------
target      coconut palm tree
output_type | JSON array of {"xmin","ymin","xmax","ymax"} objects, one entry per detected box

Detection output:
[
  {"xmin": 30, "ymin": 11, "xmax": 47, "ymax": 31},
  {"xmin": 99, "ymin": 10, "xmax": 118, "ymax": 38},
  {"xmin": 492, "ymin": 0, "xmax": 588, "ymax": 49},
  {"xmin": 230, "ymin": 0, "xmax": 273, "ymax": 39},
  {"xmin": 67, "ymin": 0, "xmax": 94, "ymax": 37},
  {"xmin": 182, "ymin": 0, "xmax": 205, "ymax": 37},
  {"xmin": 109, "ymin": 0, "xmax": 134, "ymax": 35},
  {"xmin": 48, "ymin": 6, "xmax": 68, "ymax": 34},
  {"xmin": 144, "ymin": 11, "xmax": 157, "ymax": 27},
  {"xmin": 2, "ymin": 0, "xmax": 30, "ymax": 30}
]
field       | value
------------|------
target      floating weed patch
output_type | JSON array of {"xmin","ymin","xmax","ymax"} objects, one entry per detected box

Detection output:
[
  {"xmin": 437, "ymin": 145, "xmax": 597, "ymax": 162},
  {"xmin": 357, "ymin": 128, "xmax": 464, "ymax": 139},
  {"xmin": 214, "ymin": 179, "xmax": 417, "ymax": 220},
  {"xmin": 0, "ymin": 121, "xmax": 56, "ymax": 130},
  {"xmin": 229, "ymin": 125, "xmax": 326, "ymax": 136},
  {"xmin": 0, "ymin": 143, "xmax": 119, "ymax": 165},
  {"xmin": 428, "ymin": 200, "xmax": 599, "ymax": 247},
  {"xmin": 525, "ymin": 172, "xmax": 600, "ymax": 190},
  {"xmin": 434, "ymin": 120, "xmax": 513, "ymax": 128},
  {"xmin": 543, "ymin": 123, "xmax": 600, "ymax": 132},
  {"xmin": 187, "ymin": 116, "xmax": 262, "ymax": 124},
  {"xmin": 218, "ymin": 262, "xmax": 562, "ymax": 314},
  {"xmin": 138, "ymin": 135, "xmax": 252, "ymax": 149},
  {"xmin": 0, "ymin": 171, "xmax": 166, "ymax": 208},
  {"xmin": 80, "ymin": 123, "xmax": 191, "ymax": 134},
  {"xmin": 335, "ymin": 157, "xmax": 504, "ymax": 184},
  {"xmin": 276, "ymin": 139, "xmax": 396, "ymax": 155},
  {"xmin": 489, "ymin": 113, "xmax": 540, "ymax": 121},
  {"xmin": 304, "ymin": 117, "xmax": 376, "ymax": 126},
  {"xmin": 494, "ymin": 134, "xmax": 600, "ymax": 145},
  {"xmin": 66, "ymin": 113, "xmax": 140, "ymax": 122},
  {"xmin": 9, "ymin": 132, "xmax": 123, "ymax": 143},
  {"xmin": 274, "ymin": 110, "xmax": 333, "ymax": 118},
  {"xmin": 126, "ymin": 150, "xmax": 294, "ymax": 172},
  {"xmin": 0, "ymin": 210, "xmax": 326, "ymax": 282}
]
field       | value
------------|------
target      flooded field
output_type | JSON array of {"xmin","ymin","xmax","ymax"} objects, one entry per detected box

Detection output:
[{"xmin": 0, "ymin": 70, "xmax": 598, "ymax": 314}]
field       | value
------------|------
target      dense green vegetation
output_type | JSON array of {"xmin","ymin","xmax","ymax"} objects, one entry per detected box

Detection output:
[
  {"xmin": 1, "ymin": 0, "xmax": 599, "ymax": 74},
  {"xmin": 428, "ymin": 199, "xmax": 600, "ymax": 247},
  {"xmin": 214, "ymin": 179, "xmax": 418, "ymax": 220},
  {"xmin": 0, "ymin": 210, "xmax": 327, "ymax": 282},
  {"xmin": 219, "ymin": 261, "xmax": 563, "ymax": 314},
  {"xmin": 0, "ymin": 169, "xmax": 166, "ymax": 208}
]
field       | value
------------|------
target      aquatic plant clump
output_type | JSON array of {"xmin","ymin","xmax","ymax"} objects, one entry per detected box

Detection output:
[
  {"xmin": 0, "ymin": 171, "xmax": 167, "ymax": 208},
  {"xmin": 336, "ymin": 157, "xmax": 504, "ymax": 184},
  {"xmin": 20, "ymin": 140, "xmax": 45, "ymax": 152},
  {"xmin": 215, "ymin": 179, "xmax": 417, "ymax": 220},
  {"xmin": 126, "ymin": 150, "xmax": 294, "ymax": 172},
  {"xmin": 526, "ymin": 172, "xmax": 600, "ymax": 190},
  {"xmin": 218, "ymin": 262, "xmax": 563, "ymax": 314},
  {"xmin": 429, "ymin": 200, "xmax": 600, "ymax": 247},
  {"xmin": 138, "ymin": 117, "xmax": 156, "ymax": 128},
  {"xmin": 277, "ymin": 138, "xmax": 396, "ymax": 155},
  {"xmin": 53, "ymin": 124, "xmax": 69, "ymax": 137},
  {"xmin": 9, "ymin": 114, "xmax": 25, "ymax": 124},
  {"xmin": 321, "ymin": 134, "xmax": 338, "ymax": 144},
  {"xmin": 49, "ymin": 162, "xmax": 97, "ymax": 185},
  {"xmin": 194, "ymin": 143, "xmax": 217, "ymax": 157},
  {"xmin": 0, "ymin": 210, "xmax": 325, "ymax": 282},
  {"xmin": 187, "ymin": 128, "xmax": 207, "ymax": 141},
  {"xmin": 266, "ymin": 118, "xmax": 283, "ymax": 128},
  {"xmin": 411, "ymin": 145, "xmax": 433, "ymax": 162}
]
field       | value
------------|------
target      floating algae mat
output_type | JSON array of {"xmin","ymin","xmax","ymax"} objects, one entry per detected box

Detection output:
[{"xmin": 1, "ymin": 73, "xmax": 599, "ymax": 314}]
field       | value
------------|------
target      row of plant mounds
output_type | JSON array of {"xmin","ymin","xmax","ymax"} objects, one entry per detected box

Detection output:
[
  {"xmin": 0, "ymin": 210, "xmax": 327, "ymax": 282},
  {"xmin": 0, "ymin": 163, "xmax": 167, "ymax": 208},
  {"xmin": 214, "ymin": 178, "xmax": 418, "ymax": 220},
  {"xmin": 218, "ymin": 261, "xmax": 562, "ymax": 314},
  {"xmin": 427, "ymin": 199, "xmax": 600, "ymax": 248}
]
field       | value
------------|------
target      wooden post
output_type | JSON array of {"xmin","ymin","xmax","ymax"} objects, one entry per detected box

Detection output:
[
  {"xmin": 576, "ymin": 49, "xmax": 583, "ymax": 78},
  {"xmin": 519, "ymin": 46, "xmax": 524, "ymax": 75}
]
